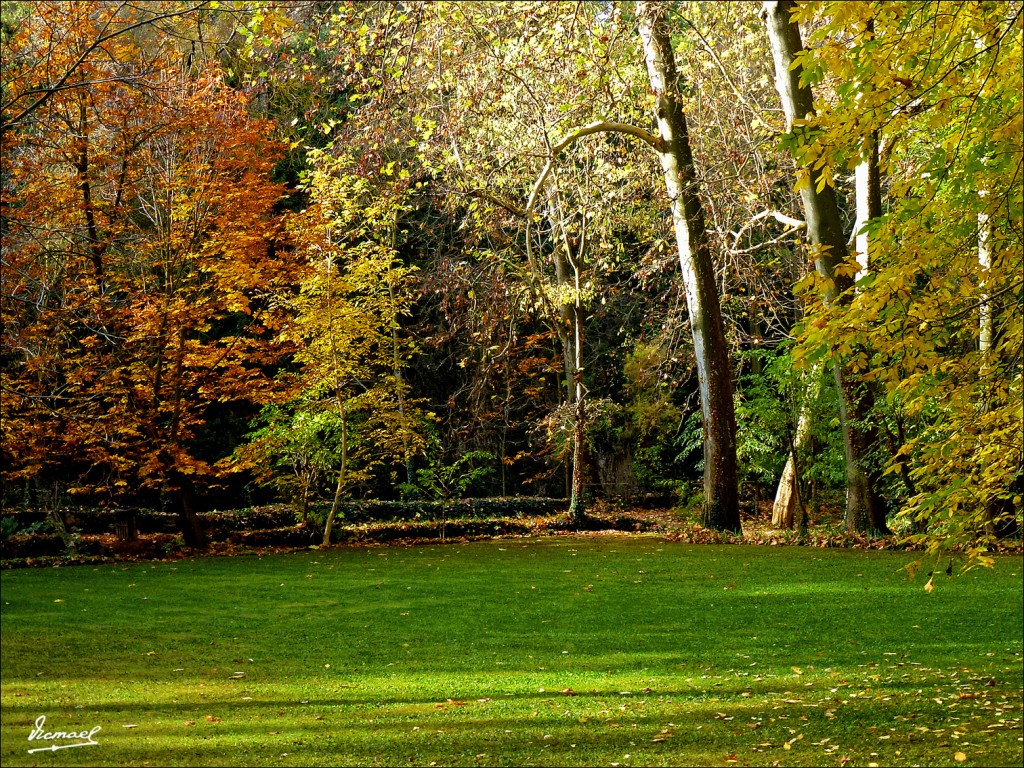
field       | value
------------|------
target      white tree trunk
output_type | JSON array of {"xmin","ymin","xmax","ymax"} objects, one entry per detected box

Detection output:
[
  {"xmin": 638, "ymin": 1, "xmax": 740, "ymax": 532},
  {"xmin": 853, "ymin": 131, "xmax": 880, "ymax": 281},
  {"xmin": 979, "ymin": 197, "xmax": 993, "ymax": 355},
  {"xmin": 764, "ymin": 0, "xmax": 888, "ymax": 534}
]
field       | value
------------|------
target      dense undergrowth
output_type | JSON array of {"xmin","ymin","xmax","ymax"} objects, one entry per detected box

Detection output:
[{"xmin": 3, "ymin": 500, "xmax": 1019, "ymax": 571}]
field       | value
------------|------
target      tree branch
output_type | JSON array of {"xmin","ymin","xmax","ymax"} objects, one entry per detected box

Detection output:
[
  {"xmin": 460, "ymin": 188, "xmax": 527, "ymax": 219},
  {"xmin": 2, "ymin": 1, "xmax": 213, "ymax": 132},
  {"xmin": 730, "ymin": 209, "xmax": 805, "ymax": 254},
  {"xmin": 525, "ymin": 121, "xmax": 663, "ymax": 220}
]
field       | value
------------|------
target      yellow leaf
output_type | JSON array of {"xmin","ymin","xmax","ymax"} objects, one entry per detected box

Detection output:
[{"xmin": 955, "ymin": 752, "xmax": 967, "ymax": 762}]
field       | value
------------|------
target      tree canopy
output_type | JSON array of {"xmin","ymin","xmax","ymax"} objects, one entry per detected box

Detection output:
[{"xmin": 2, "ymin": 0, "xmax": 1020, "ymax": 564}]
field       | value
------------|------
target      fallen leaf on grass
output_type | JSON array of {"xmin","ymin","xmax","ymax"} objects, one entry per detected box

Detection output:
[
  {"xmin": 955, "ymin": 753, "xmax": 967, "ymax": 762},
  {"xmin": 562, "ymin": 688, "xmax": 577, "ymax": 696},
  {"xmin": 205, "ymin": 715, "xmax": 222, "ymax": 722},
  {"xmin": 184, "ymin": 721, "xmax": 196, "ymax": 726}
]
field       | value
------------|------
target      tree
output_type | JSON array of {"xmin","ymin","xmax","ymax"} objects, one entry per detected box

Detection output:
[
  {"xmin": 273, "ymin": 153, "xmax": 431, "ymax": 546},
  {"xmin": 1, "ymin": 3, "xmax": 293, "ymax": 545},
  {"xmin": 406, "ymin": 1, "xmax": 741, "ymax": 530},
  {"xmin": 763, "ymin": 0, "xmax": 889, "ymax": 534},
  {"xmin": 636, "ymin": 1, "xmax": 740, "ymax": 531},
  {"xmin": 764, "ymin": 0, "xmax": 1021, "ymax": 558},
  {"xmin": 0, "ymin": 0, "xmax": 224, "ymax": 135}
]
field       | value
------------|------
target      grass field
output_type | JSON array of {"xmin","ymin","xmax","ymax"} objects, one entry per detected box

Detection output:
[{"xmin": 1, "ymin": 535, "xmax": 1021, "ymax": 766}]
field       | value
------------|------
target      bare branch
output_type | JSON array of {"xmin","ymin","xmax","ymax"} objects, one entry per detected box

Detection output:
[
  {"xmin": 730, "ymin": 209, "xmax": 805, "ymax": 254},
  {"xmin": 461, "ymin": 189, "xmax": 527, "ymax": 219},
  {"xmin": 2, "ymin": 1, "xmax": 213, "ymax": 132}
]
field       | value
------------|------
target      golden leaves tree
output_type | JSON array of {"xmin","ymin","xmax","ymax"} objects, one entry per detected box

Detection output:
[
  {"xmin": 250, "ymin": 154, "xmax": 431, "ymax": 546},
  {"xmin": 1, "ymin": 2, "xmax": 294, "ymax": 546}
]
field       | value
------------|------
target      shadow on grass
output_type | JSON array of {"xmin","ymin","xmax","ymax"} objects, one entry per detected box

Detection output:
[{"xmin": 4, "ymin": 684, "xmax": 1019, "ymax": 768}]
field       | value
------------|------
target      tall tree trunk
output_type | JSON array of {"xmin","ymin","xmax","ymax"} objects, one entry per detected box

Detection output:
[
  {"xmin": 387, "ymin": 217, "xmax": 415, "ymax": 488},
  {"xmin": 763, "ymin": 0, "xmax": 887, "ymax": 534},
  {"xmin": 176, "ymin": 474, "xmax": 206, "ymax": 549},
  {"xmin": 849, "ymin": 122, "xmax": 891, "ymax": 532},
  {"xmin": 163, "ymin": 328, "xmax": 207, "ymax": 549},
  {"xmin": 638, "ymin": 2, "xmax": 740, "ymax": 533}
]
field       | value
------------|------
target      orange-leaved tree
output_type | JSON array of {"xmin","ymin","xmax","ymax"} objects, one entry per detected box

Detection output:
[{"xmin": 1, "ymin": 2, "xmax": 296, "ymax": 546}]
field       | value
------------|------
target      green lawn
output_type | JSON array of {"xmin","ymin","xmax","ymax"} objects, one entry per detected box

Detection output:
[{"xmin": 1, "ymin": 535, "xmax": 1021, "ymax": 767}]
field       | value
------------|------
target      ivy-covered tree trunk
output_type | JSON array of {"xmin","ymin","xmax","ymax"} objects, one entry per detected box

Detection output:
[
  {"xmin": 764, "ymin": 0, "xmax": 888, "ymax": 534},
  {"xmin": 638, "ymin": 2, "xmax": 740, "ymax": 533}
]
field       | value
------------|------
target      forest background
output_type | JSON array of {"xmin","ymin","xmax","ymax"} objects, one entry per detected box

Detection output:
[{"xmin": 1, "ymin": 0, "xmax": 1020, "ymax": 564}]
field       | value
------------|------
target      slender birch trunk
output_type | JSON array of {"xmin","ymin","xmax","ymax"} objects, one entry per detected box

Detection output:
[
  {"xmin": 549, "ymin": 199, "xmax": 588, "ymax": 524},
  {"xmin": 978, "ymin": 189, "xmax": 1020, "ymax": 538},
  {"xmin": 854, "ymin": 130, "xmax": 882, "ymax": 281},
  {"xmin": 979, "ymin": 198, "xmax": 993, "ymax": 358},
  {"xmin": 386, "ymin": 224, "xmax": 414, "ymax": 489},
  {"xmin": 322, "ymin": 406, "xmax": 347, "ymax": 547}
]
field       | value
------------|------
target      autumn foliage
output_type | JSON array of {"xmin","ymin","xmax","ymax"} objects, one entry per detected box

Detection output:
[
  {"xmin": 1, "ymin": 2, "xmax": 295, "ymax": 543},
  {"xmin": 1, "ymin": 1, "xmax": 1020, "ymax": 560}
]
